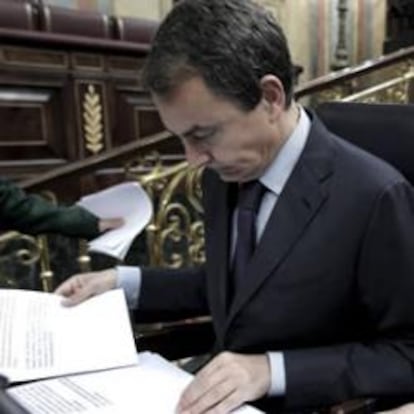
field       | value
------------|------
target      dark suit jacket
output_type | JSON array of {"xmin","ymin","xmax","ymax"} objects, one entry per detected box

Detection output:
[
  {"xmin": 0, "ymin": 178, "xmax": 99, "ymax": 239},
  {"xmin": 138, "ymin": 113, "xmax": 414, "ymax": 412}
]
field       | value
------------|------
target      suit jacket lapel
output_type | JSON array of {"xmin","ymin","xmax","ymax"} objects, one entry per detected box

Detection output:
[
  {"xmin": 226, "ymin": 118, "xmax": 335, "ymax": 327},
  {"xmin": 204, "ymin": 171, "xmax": 237, "ymax": 345}
]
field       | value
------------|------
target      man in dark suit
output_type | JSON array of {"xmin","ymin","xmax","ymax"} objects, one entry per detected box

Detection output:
[
  {"xmin": 55, "ymin": 0, "xmax": 414, "ymax": 412},
  {"xmin": 0, "ymin": 178, "xmax": 120, "ymax": 238}
]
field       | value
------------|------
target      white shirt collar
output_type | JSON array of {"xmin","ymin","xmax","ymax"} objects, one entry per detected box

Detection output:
[{"xmin": 260, "ymin": 106, "xmax": 311, "ymax": 195}]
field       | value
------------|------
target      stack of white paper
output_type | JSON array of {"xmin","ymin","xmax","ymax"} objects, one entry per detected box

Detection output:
[
  {"xmin": 8, "ymin": 352, "xmax": 263, "ymax": 414},
  {"xmin": 1, "ymin": 288, "xmax": 263, "ymax": 414},
  {"xmin": 78, "ymin": 182, "xmax": 153, "ymax": 260},
  {"xmin": 0, "ymin": 289, "xmax": 137, "ymax": 383}
]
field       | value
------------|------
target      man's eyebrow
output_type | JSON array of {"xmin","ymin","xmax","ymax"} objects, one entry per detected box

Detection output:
[{"xmin": 169, "ymin": 125, "xmax": 214, "ymax": 139}]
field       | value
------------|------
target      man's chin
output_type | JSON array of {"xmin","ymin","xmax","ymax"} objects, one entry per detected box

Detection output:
[
  {"xmin": 215, "ymin": 168, "xmax": 255, "ymax": 183},
  {"xmin": 215, "ymin": 169, "xmax": 240, "ymax": 182}
]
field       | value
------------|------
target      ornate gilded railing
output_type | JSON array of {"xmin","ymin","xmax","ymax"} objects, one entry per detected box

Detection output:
[
  {"xmin": 0, "ymin": 231, "xmax": 41, "ymax": 289},
  {"xmin": 341, "ymin": 68, "xmax": 414, "ymax": 103},
  {"xmin": 126, "ymin": 156, "xmax": 205, "ymax": 269},
  {"xmin": 0, "ymin": 192, "xmax": 57, "ymax": 292},
  {"xmin": 296, "ymin": 47, "xmax": 414, "ymax": 106},
  {"xmin": 0, "ymin": 132, "xmax": 195, "ymax": 292}
]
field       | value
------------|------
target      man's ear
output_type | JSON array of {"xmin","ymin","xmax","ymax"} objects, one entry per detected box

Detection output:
[{"xmin": 259, "ymin": 75, "xmax": 285, "ymax": 119}]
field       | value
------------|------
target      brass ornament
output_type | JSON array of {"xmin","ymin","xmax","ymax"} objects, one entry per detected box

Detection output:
[
  {"xmin": 128, "ymin": 154, "xmax": 205, "ymax": 269},
  {"xmin": 83, "ymin": 84, "xmax": 104, "ymax": 154}
]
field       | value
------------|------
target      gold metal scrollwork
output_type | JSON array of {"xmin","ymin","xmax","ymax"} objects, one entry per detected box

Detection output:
[
  {"xmin": 0, "ymin": 231, "xmax": 41, "ymax": 288},
  {"xmin": 312, "ymin": 85, "xmax": 350, "ymax": 105},
  {"xmin": 342, "ymin": 69, "xmax": 414, "ymax": 104},
  {"xmin": 83, "ymin": 84, "xmax": 104, "ymax": 154},
  {"xmin": 129, "ymin": 155, "xmax": 205, "ymax": 268},
  {"xmin": 302, "ymin": 56, "xmax": 414, "ymax": 106}
]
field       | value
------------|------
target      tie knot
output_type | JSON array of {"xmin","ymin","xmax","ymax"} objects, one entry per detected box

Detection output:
[{"xmin": 237, "ymin": 180, "xmax": 264, "ymax": 212}]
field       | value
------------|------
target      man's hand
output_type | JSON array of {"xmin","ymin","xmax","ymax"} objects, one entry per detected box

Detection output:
[
  {"xmin": 54, "ymin": 269, "xmax": 117, "ymax": 306},
  {"xmin": 177, "ymin": 352, "xmax": 270, "ymax": 414},
  {"xmin": 98, "ymin": 218, "xmax": 124, "ymax": 233}
]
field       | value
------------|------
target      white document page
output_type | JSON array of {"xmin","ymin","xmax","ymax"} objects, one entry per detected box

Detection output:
[
  {"xmin": 9, "ymin": 352, "xmax": 263, "ymax": 414},
  {"xmin": 0, "ymin": 289, "xmax": 137, "ymax": 383},
  {"xmin": 78, "ymin": 182, "xmax": 153, "ymax": 260}
]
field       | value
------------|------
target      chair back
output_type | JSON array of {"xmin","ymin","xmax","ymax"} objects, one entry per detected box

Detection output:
[{"xmin": 316, "ymin": 102, "xmax": 414, "ymax": 185}]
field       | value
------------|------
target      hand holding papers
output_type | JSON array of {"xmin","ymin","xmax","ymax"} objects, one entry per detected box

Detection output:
[
  {"xmin": 0, "ymin": 289, "xmax": 137, "ymax": 384},
  {"xmin": 78, "ymin": 182, "xmax": 153, "ymax": 260},
  {"xmin": 8, "ymin": 353, "xmax": 263, "ymax": 414},
  {"xmin": 0, "ymin": 288, "xmax": 263, "ymax": 414}
]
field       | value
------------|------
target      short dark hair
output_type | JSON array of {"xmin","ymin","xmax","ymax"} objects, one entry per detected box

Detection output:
[{"xmin": 141, "ymin": 0, "xmax": 294, "ymax": 111}]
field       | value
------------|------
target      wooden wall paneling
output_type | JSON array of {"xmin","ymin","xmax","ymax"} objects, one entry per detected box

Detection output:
[
  {"xmin": 1, "ymin": 45, "xmax": 68, "ymax": 70},
  {"xmin": 106, "ymin": 52, "xmax": 170, "ymax": 150},
  {"xmin": 0, "ymin": 10, "xmax": 170, "ymax": 192},
  {"xmin": 112, "ymin": 85, "xmax": 164, "ymax": 146},
  {"xmin": 0, "ymin": 43, "xmax": 74, "ymax": 179},
  {"xmin": 60, "ymin": 70, "xmax": 79, "ymax": 164},
  {"xmin": 0, "ymin": 78, "xmax": 72, "ymax": 177}
]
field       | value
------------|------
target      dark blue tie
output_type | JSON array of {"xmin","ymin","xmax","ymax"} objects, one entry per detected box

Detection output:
[{"xmin": 231, "ymin": 180, "xmax": 264, "ymax": 293}]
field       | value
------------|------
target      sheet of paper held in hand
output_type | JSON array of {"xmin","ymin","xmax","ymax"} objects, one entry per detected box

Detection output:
[
  {"xmin": 8, "ymin": 352, "xmax": 263, "ymax": 414},
  {"xmin": 0, "ymin": 289, "xmax": 137, "ymax": 383},
  {"xmin": 77, "ymin": 182, "xmax": 153, "ymax": 260}
]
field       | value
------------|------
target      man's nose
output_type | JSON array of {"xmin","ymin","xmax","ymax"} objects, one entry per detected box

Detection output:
[{"xmin": 183, "ymin": 141, "xmax": 210, "ymax": 168}]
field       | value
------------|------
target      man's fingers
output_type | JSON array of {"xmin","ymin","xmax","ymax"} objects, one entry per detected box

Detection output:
[
  {"xmin": 204, "ymin": 389, "xmax": 241, "ymax": 414},
  {"xmin": 54, "ymin": 278, "xmax": 76, "ymax": 296},
  {"xmin": 54, "ymin": 269, "xmax": 117, "ymax": 307},
  {"xmin": 60, "ymin": 283, "xmax": 95, "ymax": 306},
  {"xmin": 177, "ymin": 352, "xmax": 271, "ymax": 414},
  {"xmin": 179, "ymin": 379, "xmax": 236, "ymax": 414},
  {"xmin": 55, "ymin": 274, "xmax": 92, "ymax": 306},
  {"xmin": 179, "ymin": 357, "xmax": 227, "ymax": 409}
]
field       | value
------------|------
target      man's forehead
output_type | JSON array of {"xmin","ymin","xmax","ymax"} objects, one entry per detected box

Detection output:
[
  {"xmin": 165, "ymin": 124, "xmax": 214, "ymax": 138},
  {"xmin": 154, "ymin": 89, "xmax": 221, "ymax": 127},
  {"xmin": 155, "ymin": 100, "xmax": 214, "ymax": 137}
]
